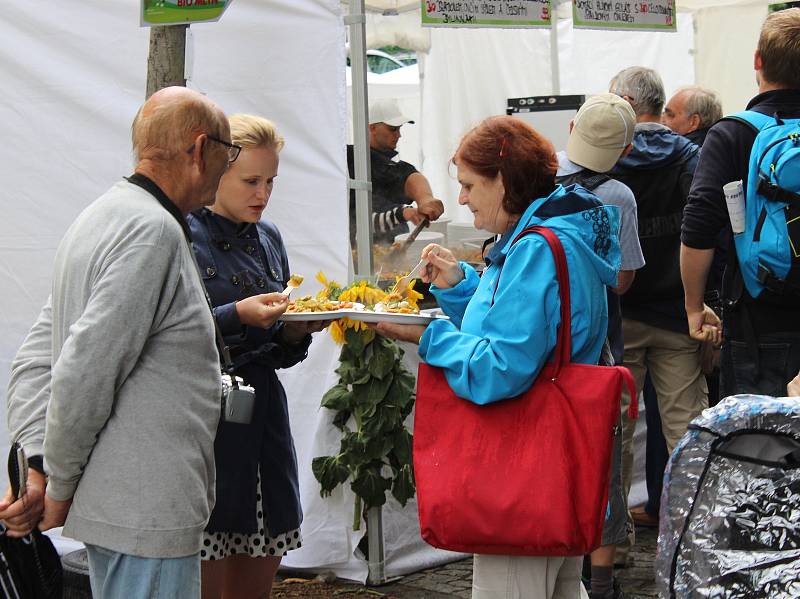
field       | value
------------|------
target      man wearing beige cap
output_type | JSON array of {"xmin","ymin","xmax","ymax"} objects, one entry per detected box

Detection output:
[
  {"xmin": 347, "ymin": 98, "xmax": 444, "ymax": 245},
  {"xmin": 557, "ymin": 92, "xmax": 644, "ymax": 599}
]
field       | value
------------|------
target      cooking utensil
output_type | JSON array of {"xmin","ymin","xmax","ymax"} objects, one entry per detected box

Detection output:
[{"xmin": 385, "ymin": 217, "xmax": 430, "ymax": 263}]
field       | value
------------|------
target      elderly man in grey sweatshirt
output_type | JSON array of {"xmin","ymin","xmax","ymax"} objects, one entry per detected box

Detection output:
[{"xmin": 1, "ymin": 87, "xmax": 233, "ymax": 598}]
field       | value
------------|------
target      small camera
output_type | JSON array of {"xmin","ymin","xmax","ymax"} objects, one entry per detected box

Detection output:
[{"xmin": 221, "ymin": 374, "xmax": 256, "ymax": 424}]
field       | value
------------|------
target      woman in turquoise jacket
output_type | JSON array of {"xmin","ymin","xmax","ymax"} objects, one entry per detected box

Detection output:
[{"xmin": 377, "ymin": 115, "xmax": 620, "ymax": 598}]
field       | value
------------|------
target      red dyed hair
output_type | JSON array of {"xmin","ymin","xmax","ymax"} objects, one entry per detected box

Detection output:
[{"xmin": 453, "ymin": 116, "xmax": 558, "ymax": 216}]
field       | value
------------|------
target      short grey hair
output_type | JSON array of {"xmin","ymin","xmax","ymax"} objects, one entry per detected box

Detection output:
[
  {"xmin": 609, "ymin": 66, "xmax": 665, "ymax": 118},
  {"xmin": 676, "ymin": 85, "xmax": 723, "ymax": 129}
]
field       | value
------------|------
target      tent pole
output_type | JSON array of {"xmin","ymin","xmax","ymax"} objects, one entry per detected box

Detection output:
[
  {"xmin": 347, "ymin": 1, "xmax": 374, "ymax": 280},
  {"xmin": 346, "ymin": 3, "xmax": 385, "ymax": 583},
  {"xmin": 366, "ymin": 505, "xmax": 386, "ymax": 585},
  {"xmin": 550, "ymin": 0, "xmax": 561, "ymax": 95}
]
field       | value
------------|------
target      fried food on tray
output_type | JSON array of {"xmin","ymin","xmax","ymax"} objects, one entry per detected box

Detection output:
[
  {"xmin": 375, "ymin": 290, "xmax": 420, "ymax": 314},
  {"xmin": 286, "ymin": 295, "xmax": 354, "ymax": 313}
]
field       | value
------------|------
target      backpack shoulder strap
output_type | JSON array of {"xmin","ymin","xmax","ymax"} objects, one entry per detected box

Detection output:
[
  {"xmin": 723, "ymin": 110, "xmax": 775, "ymax": 133},
  {"xmin": 556, "ymin": 170, "xmax": 611, "ymax": 192}
]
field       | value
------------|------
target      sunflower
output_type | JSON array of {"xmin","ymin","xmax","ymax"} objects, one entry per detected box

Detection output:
[
  {"xmin": 327, "ymin": 279, "xmax": 386, "ymax": 345},
  {"xmin": 315, "ymin": 271, "xmax": 344, "ymax": 301}
]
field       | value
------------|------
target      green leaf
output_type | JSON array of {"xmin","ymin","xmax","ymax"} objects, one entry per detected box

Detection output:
[
  {"xmin": 344, "ymin": 327, "xmax": 365, "ymax": 354},
  {"xmin": 351, "ymin": 372, "xmax": 372, "ymax": 386},
  {"xmin": 350, "ymin": 466, "xmax": 392, "ymax": 508},
  {"xmin": 352, "ymin": 375, "xmax": 393, "ymax": 407},
  {"xmin": 391, "ymin": 428, "xmax": 413, "ymax": 465},
  {"xmin": 394, "ymin": 369, "xmax": 416, "ymax": 393},
  {"xmin": 312, "ymin": 455, "xmax": 351, "ymax": 496},
  {"xmin": 335, "ymin": 362, "xmax": 357, "ymax": 384},
  {"xmin": 341, "ymin": 432, "xmax": 371, "ymax": 467},
  {"xmin": 321, "ymin": 384, "xmax": 353, "ymax": 411},
  {"xmin": 332, "ymin": 409, "xmax": 351, "ymax": 431},
  {"xmin": 380, "ymin": 335, "xmax": 404, "ymax": 361},
  {"xmin": 362, "ymin": 404, "xmax": 401, "ymax": 438},
  {"xmin": 354, "ymin": 401, "xmax": 377, "ymax": 423},
  {"xmin": 368, "ymin": 341, "xmax": 396, "ymax": 379},
  {"xmin": 391, "ymin": 464, "xmax": 416, "ymax": 507},
  {"xmin": 385, "ymin": 377, "xmax": 416, "ymax": 420},
  {"xmin": 365, "ymin": 430, "xmax": 396, "ymax": 460}
]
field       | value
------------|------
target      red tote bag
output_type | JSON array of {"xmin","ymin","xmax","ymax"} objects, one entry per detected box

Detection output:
[{"xmin": 414, "ymin": 225, "xmax": 637, "ymax": 557}]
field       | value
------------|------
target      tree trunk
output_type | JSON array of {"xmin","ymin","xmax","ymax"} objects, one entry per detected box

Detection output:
[{"xmin": 146, "ymin": 25, "xmax": 188, "ymax": 98}]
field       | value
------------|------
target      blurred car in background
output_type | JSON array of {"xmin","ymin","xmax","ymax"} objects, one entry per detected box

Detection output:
[{"xmin": 346, "ymin": 48, "xmax": 419, "ymax": 85}]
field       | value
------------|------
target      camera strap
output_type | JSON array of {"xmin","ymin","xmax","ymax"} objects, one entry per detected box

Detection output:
[
  {"xmin": 187, "ymin": 249, "xmax": 238, "ymax": 381},
  {"xmin": 126, "ymin": 173, "xmax": 237, "ymax": 383}
]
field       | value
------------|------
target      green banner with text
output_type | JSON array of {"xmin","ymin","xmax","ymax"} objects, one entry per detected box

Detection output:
[
  {"xmin": 573, "ymin": 0, "xmax": 676, "ymax": 31},
  {"xmin": 141, "ymin": 0, "xmax": 233, "ymax": 27},
  {"xmin": 421, "ymin": 0, "xmax": 552, "ymax": 28}
]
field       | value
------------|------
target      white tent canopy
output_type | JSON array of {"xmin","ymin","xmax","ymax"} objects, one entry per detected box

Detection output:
[{"xmin": 0, "ymin": 0, "xmax": 776, "ymax": 583}]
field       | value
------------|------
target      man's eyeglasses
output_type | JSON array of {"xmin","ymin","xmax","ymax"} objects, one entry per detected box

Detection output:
[{"xmin": 207, "ymin": 135, "xmax": 242, "ymax": 163}]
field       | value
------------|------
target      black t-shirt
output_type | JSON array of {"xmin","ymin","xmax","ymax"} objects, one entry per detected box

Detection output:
[
  {"xmin": 681, "ymin": 89, "xmax": 800, "ymax": 336},
  {"xmin": 346, "ymin": 145, "xmax": 417, "ymax": 244}
]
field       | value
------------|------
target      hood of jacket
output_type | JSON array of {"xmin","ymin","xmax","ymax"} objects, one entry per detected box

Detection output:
[
  {"xmin": 496, "ymin": 184, "xmax": 620, "ymax": 289},
  {"xmin": 615, "ymin": 123, "xmax": 699, "ymax": 170}
]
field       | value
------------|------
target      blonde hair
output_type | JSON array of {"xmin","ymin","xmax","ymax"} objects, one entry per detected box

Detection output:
[
  {"xmin": 132, "ymin": 90, "xmax": 227, "ymax": 163},
  {"xmin": 758, "ymin": 8, "xmax": 800, "ymax": 89},
  {"xmin": 229, "ymin": 114, "xmax": 285, "ymax": 151}
]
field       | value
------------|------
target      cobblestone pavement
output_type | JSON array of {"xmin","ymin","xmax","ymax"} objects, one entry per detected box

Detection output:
[{"xmin": 372, "ymin": 525, "xmax": 659, "ymax": 598}]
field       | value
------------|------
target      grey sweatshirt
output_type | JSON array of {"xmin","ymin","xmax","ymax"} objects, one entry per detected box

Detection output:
[{"xmin": 7, "ymin": 180, "xmax": 221, "ymax": 558}]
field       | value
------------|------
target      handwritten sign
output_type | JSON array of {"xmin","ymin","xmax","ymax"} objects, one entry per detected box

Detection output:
[
  {"xmin": 572, "ymin": 0, "xmax": 676, "ymax": 31},
  {"xmin": 141, "ymin": 0, "xmax": 233, "ymax": 27},
  {"xmin": 421, "ymin": 0, "xmax": 552, "ymax": 28}
]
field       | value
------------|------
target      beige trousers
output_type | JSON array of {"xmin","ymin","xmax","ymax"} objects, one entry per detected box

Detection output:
[
  {"xmin": 616, "ymin": 318, "xmax": 708, "ymax": 562},
  {"xmin": 472, "ymin": 554, "xmax": 589, "ymax": 599}
]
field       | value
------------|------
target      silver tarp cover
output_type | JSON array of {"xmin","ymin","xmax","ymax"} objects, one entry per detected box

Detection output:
[{"xmin": 655, "ymin": 395, "xmax": 800, "ymax": 598}]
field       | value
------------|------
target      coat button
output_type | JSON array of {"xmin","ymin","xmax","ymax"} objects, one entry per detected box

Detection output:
[
  {"xmin": 206, "ymin": 266, "xmax": 216, "ymax": 277},
  {"xmin": 222, "ymin": 242, "xmax": 231, "ymax": 251},
  {"xmin": 256, "ymin": 277, "xmax": 266, "ymax": 288},
  {"xmin": 271, "ymin": 268, "xmax": 279, "ymax": 279},
  {"xmin": 231, "ymin": 275, "xmax": 240, "ymax": 285},
  {"xmin": 245, "ymin": 245, "xmax": 255, "ymax": 255}
]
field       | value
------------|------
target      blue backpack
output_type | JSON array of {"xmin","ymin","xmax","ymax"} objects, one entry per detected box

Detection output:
[{"xmin": 727, "ymin": 111, "xmax": 800, "ymax": 298}]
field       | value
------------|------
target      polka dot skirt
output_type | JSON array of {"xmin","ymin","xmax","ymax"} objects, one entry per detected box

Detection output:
[{"xmin": 201, "ymin": 466, "xmax": 302, "ymax": 561}]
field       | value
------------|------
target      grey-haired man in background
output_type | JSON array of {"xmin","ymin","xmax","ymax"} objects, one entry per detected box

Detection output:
[{"xmin": 662, "ymin": 85, "xmax": 723, "ymax": 146}]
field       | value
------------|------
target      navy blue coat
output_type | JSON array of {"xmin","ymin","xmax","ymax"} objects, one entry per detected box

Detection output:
[{"xmin": 188, "ymin": 208, "xmax": 310, "ymax": 536}]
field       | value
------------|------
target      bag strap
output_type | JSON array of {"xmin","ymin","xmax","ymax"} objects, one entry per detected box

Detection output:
[
  {"xmin": 496, "ymin": 225, "xmax": 640, "ymax": 419},
  {"xmin": 495, "ymin": 225, "xmax": 573, "ymax": 374},
  {"xmin": 126, "ymin": 175, "xmax": 237, "ymax": 377}
]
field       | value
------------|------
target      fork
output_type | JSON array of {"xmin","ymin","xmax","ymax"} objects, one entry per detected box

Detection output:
[
  {"xmin": 390, "ymin": 251, "xmax": 433, "ymax": 296},
  {"xmin": 282, "ymin": 279, "xmax": 301, "ymax": 297}
]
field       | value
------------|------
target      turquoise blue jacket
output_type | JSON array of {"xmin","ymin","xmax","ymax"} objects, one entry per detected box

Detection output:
[{"xmin": 419, "ymin": 185, "xmax": 620, "ymax": 405}]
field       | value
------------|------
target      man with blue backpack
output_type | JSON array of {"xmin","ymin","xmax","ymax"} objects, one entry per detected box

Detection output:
[{"xmin": 681, "ymin": 7, "xmax": 800, "ymax": 398}]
